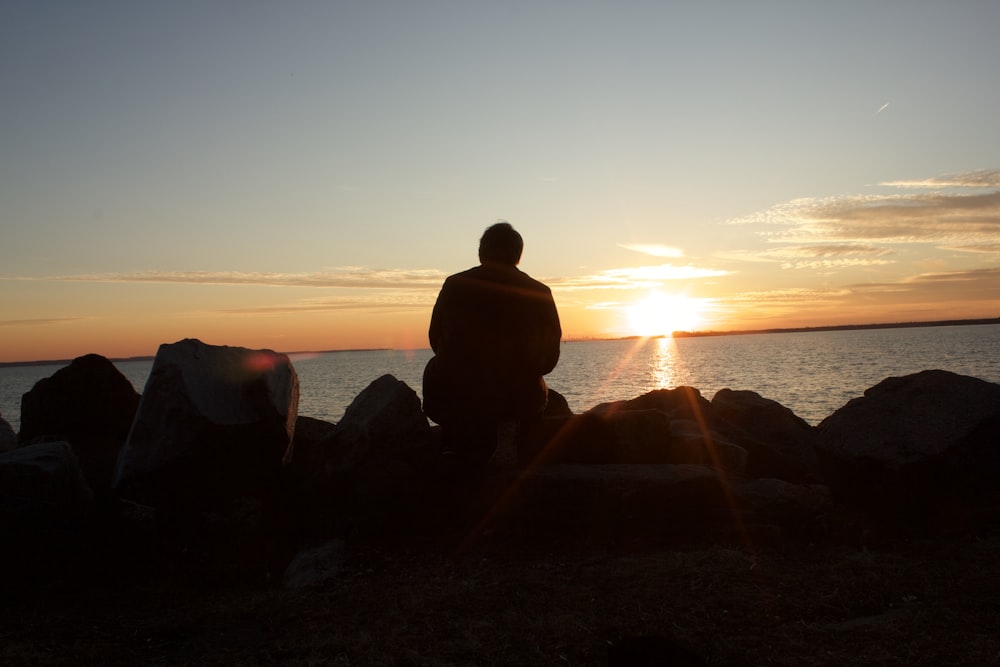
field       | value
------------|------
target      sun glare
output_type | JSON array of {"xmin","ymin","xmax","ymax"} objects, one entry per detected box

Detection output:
[{"xmin": 627, "ymin": 291, "xmax": 706, "ymax": 337}]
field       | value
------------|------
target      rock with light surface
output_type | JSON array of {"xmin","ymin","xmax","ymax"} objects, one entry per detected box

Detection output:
[{"xmin": 114, "ymin": 338, "xmax": 299, "ymax": 509}]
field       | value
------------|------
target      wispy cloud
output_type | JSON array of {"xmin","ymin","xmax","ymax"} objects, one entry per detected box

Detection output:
[
  {"xmin": 5, "ymin": 267, "xmax": 447, "ymax": 289},
  {"xmin": 726, "ymin": 244, "xmax": 897, "ymax": 269},
  {"xmin": 551, "ymin": 263, "xmax": 730, "ymax": 290},
  {"xmin": 0, "ymin": 317, "xmax": 93, "ymax": 327},
  {"xmin": 215, "ymin": 293, "xmax": 437, "ymax": 317},
  {"xmin": 900, "ymin": 267, "xmax": 1000, "ymax": 289},
  {"xmin": 881, "ymin": 169, "xmax": 1000, "ymax": 189},
  {"xmin": 617, "ymin": 243, "xmax": 684, "ymax": 258},
  {"xmin": 728, "ymin": 170, "xmax": 1000, "ymax": 253},
  {"xmin": 723, "ymin": 268, "xmax": 1000, "ymax": 319}
]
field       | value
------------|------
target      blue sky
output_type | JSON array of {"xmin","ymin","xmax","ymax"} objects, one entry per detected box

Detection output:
[{"xmin": 2, "ymin": 1, "xmax": 999, "ymax": 361}]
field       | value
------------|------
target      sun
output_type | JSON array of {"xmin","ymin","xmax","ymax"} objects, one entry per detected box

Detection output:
[{"xmin": 627, "ymin": 291, "xmax": 706, "ymax": 337}]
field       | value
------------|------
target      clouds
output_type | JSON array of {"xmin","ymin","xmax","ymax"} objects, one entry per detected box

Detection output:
[
  {"xmin": 9, "ymin": 267, "xmax": 447, "ymax": 290},
  {"xmin": 721, "ymin": 244, "xmax": 897, "ymax": 270},
  {"xmin": 883, "ymin": 169, "xmax": 1000, "ymax": 189},
  {"xmin": 617, "ymin": 243, "xmax": 684, "ymax": 258},
  {"xmin": 0, "ymin": 317, "xmax": 93, "ymax": 327},
  {"xmin": 216, "ymin": 292, "xmax": 438, "ymax": 317},
  {"xmin": 730, "ymin": 169, "xmax": 1000, "ymax": 257},
  {"xmin": 552, "ymin": 263, "xmax": 730, "ymax": 291}
]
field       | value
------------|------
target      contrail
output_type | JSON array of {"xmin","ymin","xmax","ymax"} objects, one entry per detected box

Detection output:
[{"xmin": 876, "ymin": 102, "xmax": 890, "ymax": 115}]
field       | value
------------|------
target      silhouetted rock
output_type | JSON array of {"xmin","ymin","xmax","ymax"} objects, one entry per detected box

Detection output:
[
  {"xmin": 0, "ymin": 440, "xmax": 93, "ymax": 523},
  {"xmin": 322, "ymin": 374, "xmax": 432, "ymax": 470},
  {"xmin": 590, "ymin": 386, "xmax": 712, "ymax": 421},
  {"xmin": 285, "ymin": 415, "xmax": 337, "ymax": 480},
  {"xmin": 114, "ymin": 339, "xmax": 299, "ymax": 510},
  {"xmin": 519, "ymin": 406, "xmax": 747, "ymax": 471},
  {"xmin": 290, "ymin": 374, "xmax": 434, "ymax": 535},
  {"xmin": 475, "ymin": 464, "xmax": 833, "ymax": 545},
  {"xmin": 17, "ymin": 354, "xmax": 140, "ymax": 496},
  {"xmin": 815, "ymin": 369, "xmax": 1000, "ymax": 531},
  {"xmin": 0, "ymin": 413, "xmax": 15, "ymax": 453},
  {"xmin": 711, "ymin": 388, "xmax": 822, "ymax": 483},
  {"xmin": 0, "ymin": 441, "xmax": 95, "ymax": 575},
  {"xmin": 668, "ymin": 418, "xmax": 748, "ymax": 471},
  {"xmin": 517, "ymin": 413, "xmax": 614, "ymax": 465}
]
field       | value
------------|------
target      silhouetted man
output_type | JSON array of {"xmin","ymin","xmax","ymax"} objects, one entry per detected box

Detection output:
[{"xmin": 423, "ymin": 222, "xmax": 561, "ymax": 468}]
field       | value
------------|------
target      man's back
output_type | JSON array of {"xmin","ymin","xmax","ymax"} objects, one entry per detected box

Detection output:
[
  {"xmin": 422, "ymin": 222, "xmax": 561, "ymax": 463},
  {"xmin": 429, "ymin": 263, "xmax": 560, "ymax": 383}
]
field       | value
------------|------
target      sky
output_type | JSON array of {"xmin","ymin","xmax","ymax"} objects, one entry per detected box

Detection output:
[{"xmin": 2, "ymin": 1, "xmax": 1000, "ymax": 362}]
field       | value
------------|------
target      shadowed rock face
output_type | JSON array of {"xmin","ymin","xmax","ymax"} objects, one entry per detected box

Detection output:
[
  {"xmin": 17, "ymin": 354, "xmax": 140, "ymax": 496},
  {"xmin": 815, "ymin": 369, "xmax": 1000, "ymax": 528},
  {"xmin": 114, "ymin": 339, "xmax": 299, "ymax": 509},
  {"xmin": 286, "ymin": 374, "xmax": 434, "ymax": 536},
  {"xmin": 19, "ymin": 354, "xmax": 140, "ymax": 445},
  {"xmin": 522, "ymin": 386, "xmax": 820, "ymax": 482},
  {"xmin": 0, "ymin": 440, "xmax": 94, "ymax": 529},
  {"xmin": 710, "ymin": 389, "xmax": 822, "ymax": 483}
]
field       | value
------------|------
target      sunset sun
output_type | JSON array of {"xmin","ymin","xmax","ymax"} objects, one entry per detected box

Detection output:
[{"xmin": 627, "ymin": 291, "xmax": 706, "ymax": 337}]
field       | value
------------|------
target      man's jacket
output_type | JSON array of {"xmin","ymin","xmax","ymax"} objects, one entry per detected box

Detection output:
[{"xmin": 423, "ymin": 263, "xmax": 561, "ymax": 423}]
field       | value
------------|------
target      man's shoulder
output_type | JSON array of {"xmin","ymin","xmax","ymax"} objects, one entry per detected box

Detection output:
[
  {"xmin": 446, "ymin": 264, "xmax": 552, "ymax": 294},
  {"xmin": 511, "ymin": 268, "xmax": 553, "ymax": 294}
]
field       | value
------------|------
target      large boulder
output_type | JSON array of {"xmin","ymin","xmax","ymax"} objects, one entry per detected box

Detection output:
[
  {"xmin": 815, "ymin": 369, "xmax": 1000, "ymax": 530},
  {"xmin": 668, "ymin": 419, "xmax": 748, "ymax": 472},
  {"xmin": 471, "ymin": 464, "xmax": 834, "ymax": 545},
  {"xmin": 290, "ymin": 374, "xmax": 433, "ymax": 534},
  {"xmin": 114, "ymin": 339, "xmax": 299, "ymax": 510},
  {"xmin": 0, "ymin": 441, "xmax": 95, "ymax": 573},
  {"xmin": 519, "ymin": 403, "xmax": 747, "ymax": 471},
  {"xmin": 322, "ymin": 374, "xmax": 432, "ymax": 470},
  {"xmin": 710, "ymin": 389, "xmax": 822, "ymax": 483},
  {"xmin": 17, "ymin": 354, "xmax": 140, "ymax": 496},
  {"xmin": 590, "ymin": 386, "xmax": 713, "ymax": 421},
  {"xmin": 0, "ymin": 440, "xmax": 93, "ymax": 524}
]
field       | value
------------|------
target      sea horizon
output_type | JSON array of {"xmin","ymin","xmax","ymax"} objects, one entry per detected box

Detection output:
[
  {"xmin": 2, "ymin": 316, "xmax": 998, "ymax": 368},
  {"xmin": 4, "ymin": 322, "xmax": 1000, "ymax": 431}
]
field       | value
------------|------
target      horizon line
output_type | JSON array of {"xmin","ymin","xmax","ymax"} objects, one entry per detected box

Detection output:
[{"xmin": 2, "ymin": 316, "xmax": 998, "ymax": 368}]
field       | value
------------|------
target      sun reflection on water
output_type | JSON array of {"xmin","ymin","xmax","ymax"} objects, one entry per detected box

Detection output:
[{"xmin": 650, "ymin": 336, "xmax": 682, "ymax": 391}]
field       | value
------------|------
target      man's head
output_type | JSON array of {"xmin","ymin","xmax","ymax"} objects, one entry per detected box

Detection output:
[{"xmin": 479, "ymin": 222, "xmax": 523, "ymax": 266}]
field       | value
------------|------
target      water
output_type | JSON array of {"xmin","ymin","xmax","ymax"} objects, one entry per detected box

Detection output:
[{"xmin": 3, "ymin": 324, "xmax": 1000, "ymax": 433}]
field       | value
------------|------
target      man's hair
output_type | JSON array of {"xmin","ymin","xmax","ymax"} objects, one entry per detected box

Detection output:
[{"xmin": 479, "ymin": 222, "xmax": 523, "ymax": 265}]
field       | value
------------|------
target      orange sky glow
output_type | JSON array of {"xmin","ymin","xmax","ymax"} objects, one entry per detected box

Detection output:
[{"xmin": 2, "ymin": 4, "xmax": 999, "ymax": 362}]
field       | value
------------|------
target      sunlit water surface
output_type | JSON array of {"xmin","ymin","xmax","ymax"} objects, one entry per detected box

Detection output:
[{"xmin": 2, "ymin": 324, "xmax": 999, "ymax": 432}]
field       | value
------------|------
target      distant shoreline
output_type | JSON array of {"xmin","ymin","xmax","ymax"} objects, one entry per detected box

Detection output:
[
  {"xmin": 670, "ymin": 315, "xmax": 1000, "ymax": 339},
  {"xmin": 2, "ymin": 317, "xmax": 998, "ymax": 368}
]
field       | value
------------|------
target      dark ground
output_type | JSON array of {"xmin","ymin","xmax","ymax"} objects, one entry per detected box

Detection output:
[{"xmin": 2, "ymin": 525, "xmax": 999, "ymax": 666}]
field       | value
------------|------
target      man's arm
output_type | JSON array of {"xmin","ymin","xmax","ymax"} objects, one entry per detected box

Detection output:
[
  {"xmin": 537, "ymin": 287, "xmax": 562, "ymax": 375},
  {"xmin": 428, "ymin": 281, "xmax": 448, "ymax": 354}
]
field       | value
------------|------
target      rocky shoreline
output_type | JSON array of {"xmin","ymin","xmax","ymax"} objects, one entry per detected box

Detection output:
[
  {"xmin": 3, "ymin": 338, "xmax": 1000, "ymax": 663},
  {"xmin": 4, "ymin": 338, "xmax": 1000, "ymax": 584}
]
